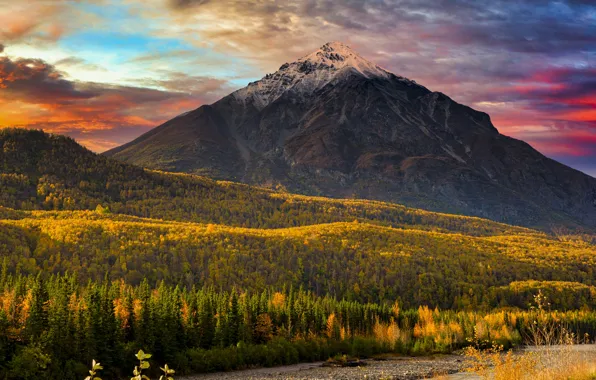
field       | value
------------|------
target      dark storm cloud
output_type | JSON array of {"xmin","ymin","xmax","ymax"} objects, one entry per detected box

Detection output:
[
  {"xmin": 0, "ymin": 56, "xmax": 97, "ymax": 103},
  {"xmin": 530, "ymin": 68, "xmax": 596, "ymax": 101},
  {"xmin": 496, "ymin": 67, "xmax": 596, "ymax": 117},
  {"xmin": 0, "ymin": 55, "xmax": 226, "ymax": 106}
]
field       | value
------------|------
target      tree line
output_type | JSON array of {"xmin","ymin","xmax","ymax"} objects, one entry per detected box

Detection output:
[{"xmin": 1, "ymin": 272, "xmax": 595, "ymax": 380}]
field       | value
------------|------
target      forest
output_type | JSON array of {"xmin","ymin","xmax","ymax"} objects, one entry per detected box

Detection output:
[
  {"xmin": 0, "ymin": 128, "xmax": 595, "ymax": 379},
  {"xmin": 0, "ymin": 209, "xmax": 594, "ymax": 309},
  {"xmin": 1, "ymin": 272, "xmax": 596, "ymax": 379}
]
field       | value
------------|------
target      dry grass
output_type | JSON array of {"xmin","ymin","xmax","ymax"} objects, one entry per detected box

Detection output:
[
  {"xmin": 464, "ymin": 292, "xmax": 596, "ymax": 380},
  {"xmin": 465, "ymin": 346, "xmax": 596, "ymax": 380},
  {"xmin": 427, "ymin": 373, "xmax": 451, "ymax": 380}
]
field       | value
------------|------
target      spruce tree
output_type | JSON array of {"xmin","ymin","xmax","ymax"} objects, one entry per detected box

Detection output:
[
  {"xmin": 25, "ymin": 275, "xmax": 49, "ymax": 343},
  {"xmin": 226, "ymin": 291, "xmax": 240, "ymax": 345}
]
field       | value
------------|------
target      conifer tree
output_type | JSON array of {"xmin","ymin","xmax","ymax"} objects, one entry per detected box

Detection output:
[
  {"xmin": 226, "ymin": 291, "xmax": 240, "ymax": 345},
  {"xmin": 25, "ymin": 275, "xmax": 49, "ymax": 343}
]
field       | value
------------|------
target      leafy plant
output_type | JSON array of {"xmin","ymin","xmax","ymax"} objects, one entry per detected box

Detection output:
[
  {"xmin": 84, "ymin": 360, "xmax": 102, "ymax": 380},
  {"xmin": 83, "ymin": 351, "xmax": 174, "ymax": 380},
  {"xmin": 131, "ymin": 350, "xmax": 152, "ymax": 380},
  {"xmin": 159, "ymin": 364, "xmax": 175, "ymax": 380},
  {"xmin": 8, "ymin": 346, "xmax": 52, "ymax": 380}
]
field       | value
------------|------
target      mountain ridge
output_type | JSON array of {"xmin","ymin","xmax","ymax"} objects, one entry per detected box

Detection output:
[{"xmin": 105, "ymin": 42, "xmax": 596, "ymax": 230}]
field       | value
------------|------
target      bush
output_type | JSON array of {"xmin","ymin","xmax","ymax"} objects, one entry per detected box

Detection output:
[
  {"xmin": 9, "ymin": 346, "xmax": 52, "ymax": 380},
  {"xmin": 350, "ymin": 337, "xmax": 382, "ymax": 358},
  {"xmin": 85, "ymin": 351, "xmax": 175, "ymax": 380}
]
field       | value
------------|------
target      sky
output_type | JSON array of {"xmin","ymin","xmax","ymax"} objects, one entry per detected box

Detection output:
[{"xmin": 0, "ymin": 0, "xmax": 594, "ymax": 177}]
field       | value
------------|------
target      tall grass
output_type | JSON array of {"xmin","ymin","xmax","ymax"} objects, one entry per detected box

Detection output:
[{"xmin": 464, "ymin": 291, "xmax": 596, "ymax": 380}]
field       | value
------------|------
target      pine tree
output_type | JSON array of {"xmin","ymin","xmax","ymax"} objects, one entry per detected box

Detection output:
[
  {"xmin": 197, "ymin": 292, "xmax": 215, "ymax": 349},
  {"xmin": 25, "ymin": 275, "xmax": 49, "ymax": 343},
  {"xmin": 226, "ymin": 291, "xmax": 240, "ymax": 345}
]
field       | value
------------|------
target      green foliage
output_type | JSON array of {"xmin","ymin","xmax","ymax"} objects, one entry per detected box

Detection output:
[
  {"xmin": 8, "ymin": 345, "xmax": 51, "ymax": 380},
  {"xmin": 84, "ymin": 352, "xmax": 175, "ymax": 380},
  {"xmin": 131, "ymin": 350, "xmax": 152, "ymax": 380},
  {"xmin": 159, "ymin": 364, "xmax": 175, "ymax": 380}
]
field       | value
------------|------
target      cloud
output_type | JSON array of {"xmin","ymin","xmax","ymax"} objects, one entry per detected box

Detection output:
[
  {"xmin": 169, "ymin": 0, "xmax": 211, "ymax": 8},
  {"xmin": 135, "ymin": 71, "xmax": 232, "ymax": 95},
  {"xmin": 151, "ymin": 0, "xmax": 594, "ymax": 63},
  {"xmin": 486, "ymin": 67, "xmax": 596, "ymax": 129},
  {"xmin": 0, "ymin": 2, "xmax": 66, "ymax": 44},
  {"xmin": 0, "ymin": 54, "xmax": 229, "ymax": 151},
  {"xmin": 524, "ymin": 67, "xmax": 596, "ymax": 102},
  {"xmin": 54, "ymin": 56, "xmax": 108, "ymax": 72},
  {"xmin": 0, "ymin": 56, "xmax": 96, "ymax": 101}
]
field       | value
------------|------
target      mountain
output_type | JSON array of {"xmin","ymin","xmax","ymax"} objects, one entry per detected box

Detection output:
[
  {"xmin": 106, "ymin": 42, "xmax": 596, "ymax": 230},
  {"xmin": 0, "ymin": 128, "xmax": 529, "ymax": 235}
]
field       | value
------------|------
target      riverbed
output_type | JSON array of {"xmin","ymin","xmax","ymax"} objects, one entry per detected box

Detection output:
[{"xmin": 181, "ymin": 345, "xmax": 596, "ymax": 380}]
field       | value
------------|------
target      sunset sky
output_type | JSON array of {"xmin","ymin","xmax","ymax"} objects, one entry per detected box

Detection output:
[{"xmin": 1, "ymin": 0, "xmax": 594, "ymax": 176}]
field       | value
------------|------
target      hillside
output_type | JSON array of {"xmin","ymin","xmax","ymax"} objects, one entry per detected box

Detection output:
[
  {"xmin": 1, "ymin": 208, "xmax": 594, "ymax": 309},
  {"xmin": 0, "ymin": 128, "xmax": 530, "ymax": 235},
  {"xmin": 1, "ymin": 128, "xmax": 595, "ymax": 309},
  {"xmin": 105, "ymin": 42, "xmax": 596, "ymax": 230},
  {"xmin": 1, "ymin": 129, "xmax": 596, "ymax": 380}
]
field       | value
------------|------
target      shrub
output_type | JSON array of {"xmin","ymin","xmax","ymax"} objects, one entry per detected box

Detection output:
[
  {"xmin": 84, "ymin": 351, "xmax": 175, "ymax": 380},
  {"xmin": 9, "ymin": 346, "xmax": 52, "ymax": 380}
]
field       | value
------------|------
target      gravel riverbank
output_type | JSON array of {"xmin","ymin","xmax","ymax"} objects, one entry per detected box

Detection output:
[
  {"xmin": 181, "ymin": 354, "xmax": 472, "ymax": 380},
  {"xmin": 180, "ymin": 345, "xmax": 596, "ymax": 380}
]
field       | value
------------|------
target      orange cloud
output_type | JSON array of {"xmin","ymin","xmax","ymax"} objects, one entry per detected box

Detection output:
[{"xmin": 0, "ymin": 54, "xmax": 229, "ymax": 151}]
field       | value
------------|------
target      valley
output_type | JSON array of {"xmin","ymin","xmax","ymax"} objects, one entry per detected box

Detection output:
[
  {"xmin": 0, "ymin": 25, "xmax": 594, "ymax": 379},
  {"xmin": 0, "ymin": 128, "xmax": 595, "ymax": 379}
]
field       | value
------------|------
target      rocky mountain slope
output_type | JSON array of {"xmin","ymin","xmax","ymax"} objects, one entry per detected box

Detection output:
[{"xmin": 105, "ymin": 42, "xmax": 596, "ymax": 229}]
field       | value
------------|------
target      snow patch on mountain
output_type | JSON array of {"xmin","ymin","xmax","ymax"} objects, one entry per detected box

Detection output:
[
  {"xmin": 301, "ymin": 41, "xmax": 390, "ymax": 79},
  {"xmin": 233, "ymin": 42, "xmax": 412, "ymax": 110}
]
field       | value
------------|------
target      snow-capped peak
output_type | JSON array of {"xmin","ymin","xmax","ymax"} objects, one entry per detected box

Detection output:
[
  {"xmin": 298, "ymin": 42, "xmax": 389, "ymax": 79},
  {"xmin": 233, "ymin": 42, "xmax": 391, "ymax": 110}
]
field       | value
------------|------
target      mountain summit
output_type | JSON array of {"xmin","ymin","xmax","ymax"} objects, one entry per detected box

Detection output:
[
  {"xmin": 298, "ymin": 41, "xmax": 389, "ymax": 77},
  {"xmin": 106, "ymin": 42, "xmax": 596, "ymax": 229},
  {"xmin": 233, "ymin": 42, "xmax": 393, "ymax": 110}
]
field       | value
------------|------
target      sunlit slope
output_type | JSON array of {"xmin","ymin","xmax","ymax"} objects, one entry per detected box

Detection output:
[{"xmin": 1, "ymin": 209, "xmax": 593, "ymax": 308}]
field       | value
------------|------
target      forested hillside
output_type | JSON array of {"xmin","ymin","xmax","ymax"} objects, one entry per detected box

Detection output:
[
  {"xmin": 0, "ymin": 128, "xmax": 538, "ymax": 235},
  {"xmin": 0, "ymin": 209, "xmax": 594, "ymax": 309},
  {"xmin": 1, "ymin": 128, "xmax": 596, "ymax": 380},
  {"xmin": 1, "ymin": 129, "xmax": 594, "ymax": 308}
]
